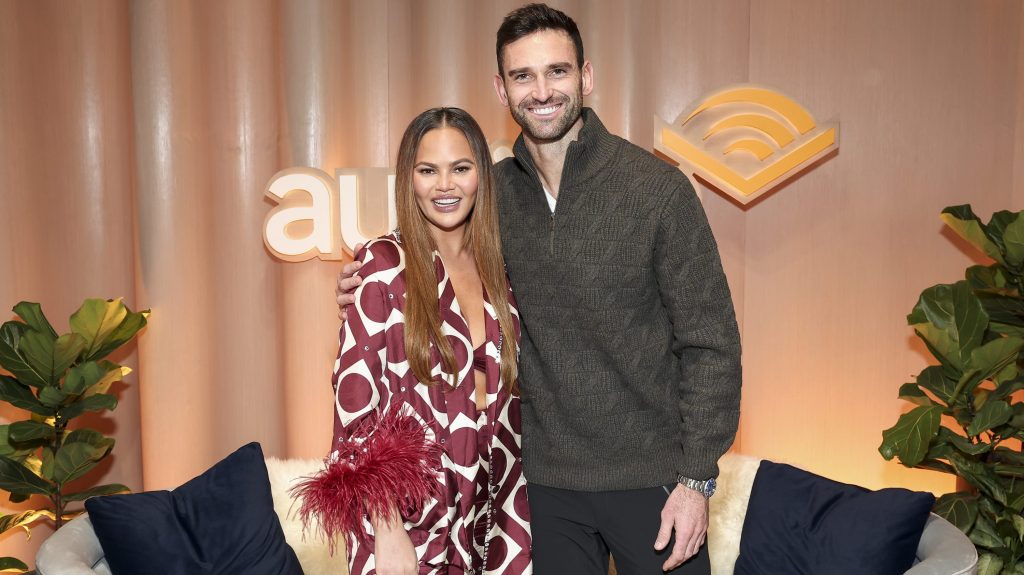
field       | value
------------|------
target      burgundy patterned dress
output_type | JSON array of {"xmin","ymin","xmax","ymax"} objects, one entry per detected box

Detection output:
[{"xmin": 294, "ymin": 235, "xmax": 532, "ymax": 575}]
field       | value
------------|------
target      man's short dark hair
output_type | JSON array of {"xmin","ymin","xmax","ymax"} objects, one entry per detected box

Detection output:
[{"xmin": 496, "ymin": 3, "xmax": 584, "ymax": 76}]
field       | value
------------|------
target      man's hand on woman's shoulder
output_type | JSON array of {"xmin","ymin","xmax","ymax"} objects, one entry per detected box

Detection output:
[{"xmin": 336, "ymin": 242, "xmax": 364, "ymax": 321}]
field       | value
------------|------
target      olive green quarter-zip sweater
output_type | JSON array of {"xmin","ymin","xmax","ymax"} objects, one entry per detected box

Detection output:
[{"xmin": 495, "ymin": 108, "xmax": 742, "ymax": 492}]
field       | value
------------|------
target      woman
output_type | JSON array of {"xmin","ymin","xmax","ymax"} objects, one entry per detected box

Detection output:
[{"xmin": 294, "ymin": 108, "xmax": 532, "ymax": 575}]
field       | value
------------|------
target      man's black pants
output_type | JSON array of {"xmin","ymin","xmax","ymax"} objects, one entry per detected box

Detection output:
[{"xmin": 528, "ymin": 483, "xmax": 711, "ymax": 575}]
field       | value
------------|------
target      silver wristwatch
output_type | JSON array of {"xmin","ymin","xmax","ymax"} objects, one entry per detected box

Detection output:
[{"xmin": 677, "ymin": 474, "xmax": 716, "ymax": 498}]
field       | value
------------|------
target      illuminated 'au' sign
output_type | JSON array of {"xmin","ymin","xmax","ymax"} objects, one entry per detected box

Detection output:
[
  {"xmin": 655, "ymin": 85, "xmax": 839, "ymax": 204},
  {"xmin": 263, "ymin": 168, "xmax": 397, "ymax": 262},
  {"xmin": 263, "ymin": 142, "xmax": 514, "ymax": 261}
]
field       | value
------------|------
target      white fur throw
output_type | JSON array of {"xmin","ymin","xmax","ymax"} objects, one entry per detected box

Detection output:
[
  {"xmin": 708, "ymin": 453, "xmax": 762, "ymax": 575},
  {"xmin": 266, "ymin": 457, "xmax": 350, "ymax": 575}
]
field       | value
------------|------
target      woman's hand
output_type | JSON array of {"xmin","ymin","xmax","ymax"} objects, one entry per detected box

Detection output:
[{"xmin": 372, "ymin": 515, "xmax": 418, "ymax": 575}]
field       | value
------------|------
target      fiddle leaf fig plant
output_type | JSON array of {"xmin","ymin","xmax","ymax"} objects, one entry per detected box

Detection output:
[
  {"xmin": 0, "ymin": 298, "xmax": 148, "ymax": 573},
  {"xmin": 881, "ymin": 205, "xmax": 1024, "ymax": 575}
]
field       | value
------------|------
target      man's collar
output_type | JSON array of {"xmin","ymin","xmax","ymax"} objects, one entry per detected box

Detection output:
[{"xmin": 511, "ymin": 108, "xmax": 619, "ymax": 189}]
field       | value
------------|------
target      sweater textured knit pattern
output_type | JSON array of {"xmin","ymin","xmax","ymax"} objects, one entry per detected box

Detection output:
[{"xmin": 495, "ymin": 108, "xmax": 742, "ymax": 492}]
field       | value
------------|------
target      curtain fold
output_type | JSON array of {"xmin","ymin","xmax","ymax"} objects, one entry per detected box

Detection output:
[{"xmin": 0, "ymin": 0, "xmax": 139, "ymax": 562}]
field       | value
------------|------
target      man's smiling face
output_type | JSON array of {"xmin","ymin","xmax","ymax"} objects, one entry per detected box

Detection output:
[{"xmin": 494, "ymin": 29, "xmax": 593, "ymax": 143}]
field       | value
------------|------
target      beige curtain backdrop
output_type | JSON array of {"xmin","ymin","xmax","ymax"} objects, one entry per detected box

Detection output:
[{"xmin": 1, "ymin": 0, "xmax": 1023, "ymax": 564}]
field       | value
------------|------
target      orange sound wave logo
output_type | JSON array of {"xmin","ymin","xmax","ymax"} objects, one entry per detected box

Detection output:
[{"xmin": 654, "ymin": 85, "xmax": 838, "ymax": 204}]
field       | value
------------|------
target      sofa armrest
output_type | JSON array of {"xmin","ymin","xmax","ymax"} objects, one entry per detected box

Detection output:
[
  {"xmin": 905, "ymin": 513, "xmax": 978, "ymax": 575},
  {"xmin": 35, "ymin": 514, "xmax": 112, "ymax": 575}
]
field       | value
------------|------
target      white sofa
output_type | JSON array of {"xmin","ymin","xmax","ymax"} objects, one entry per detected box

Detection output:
[{"xmin": 36, "ymin": 454, "xmax": 977, "ymax": 575}]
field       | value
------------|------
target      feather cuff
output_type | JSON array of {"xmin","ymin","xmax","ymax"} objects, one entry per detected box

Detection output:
[{"xmin": 291, "ymin": 409, "xmax": 444, "ymax": 553}]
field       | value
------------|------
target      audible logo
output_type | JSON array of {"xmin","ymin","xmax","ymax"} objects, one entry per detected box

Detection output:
[{"xmin": 655, "ymin": 85, "xmax": 838, "ymax": 204}]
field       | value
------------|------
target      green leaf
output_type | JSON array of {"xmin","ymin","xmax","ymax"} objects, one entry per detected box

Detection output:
[
  {"xmin": 992, "ymin": 464, "xmax": 1024, "ymax": 478},
  {"xmin": 63, "ymin": 361, "xmax": 105, "ymax": 396},
  {"xmin": 990, "ymin": 322, "xmax": 1024, "ymax": 338},
  {"xmin": 38, "ymin": 446, "xmax": 53, "ymax": 481},
  {"xmin": 7, "ymin": 493, "xmax": 27, "ymax": 504},
  {"xmin": 0, "ymin": 557, "xmax": 29, "ymax": 573},
  {"xmin": 967, "ymin": 265, "xmax": 1006, "ymax": 290},
  {"xmin": 12, "ymin": 302, "xmax": 57, "ymax": 341},
  {"xmin": 0, "ymin": 427, "xmax": 13, "ymax": 458},
  {"xmin": 17, "ymin": 331, "xmax": 85, "ymax": 387},
  {"xmin": 974, "ymin": 388, "xmax": 991, "ymax": 411},
  {"xmin": 0, "ymin": 432, "xmax": 33, "ymax": 461},
  {"xmin": 925, "ymin": 441, "xmax": 955, "ymax": 461},
  {"xmin": 969, "ymin": 400, "xmax": 1014, "ymax": 436},
  {"xmin": 910, "ymin": 282, "xmax": 988, "ymax": 372},
  {"xmin": 8, "ymin": 420, "xmax": 54, "ymax": 443},
  {"xmin": 0, "ymin": 509, "xmax": 49, "ymax": 536},
  {"xmin": 70, "ymin": 298, "xmax": 149, "ymax": 362},
  {"xmin": 53, "ymin": 441, "xmax": 107, "ymax": 484},
  {"xmin": 62, "ymin": 483, "xmax": 130, "ymax": 502},
  {"xmin": 993, "ymin": 361, "xmax": 1019, "ymax": 385},
  {"xmin": 0, "ymin": 322, "xmax": 46, "ymax": 388},
  {"xmin": 52, "ymin": 429, "xmax": 114, "ymax": 485},
  {"xmin": 977, "ymin": 552, "xmax": 1004, "ymax": 575},
  {"xmin": 62, "ymin": 428, "xmax": 114, "ymax": 452},
  {"xmin": 937, "ymin": 427, "xmax": 991, "ymax": 456},
  {"xmin": 1002, "ymin": 213, "xmax": 1024, "ymax": 267},
  {"xmin": 976, "ymin": 290, "xmax": 1024, "ymax": 327},
  {"xmin": 993, "ymin": 447, "xmax": 1024, "ymax": 465},
  {"xmin": 88, "ymin": 306, "xmax": 148, "ymax": 362},
  {"xmin": 995, "ymin": 517, "xmax": 1018, "ymax": 543},
  {"xmin": 917, "ymin": 366, "xmax": 958, "ymax": 404},
  {"xmin": 0, "ymin": 375, "xmax": 48, "ymax": 416},
  {"xmin": 20, "ymin": 453, "xmax": 43, "ymax": 479},
  {"xmin": 972, "ymin": 512, "xmax": 1005, "ymax": 549},
  {"xmin": 50, "ymin": 333, "xmax": 86, "ymax": 382},
  {"xmin": 916, "ymin": 458, "xmax": 957, "ymax": 475},
  {"xmin": 950, "ymin": 368, "xmax": 985, "ymax": 406},
  {"xmin": 987, "ymin": 211, "xmax": 1020, "ymax": 255},
  {"xmin": 898, "ymin": 383, "xmax": 936, "ymax": 406},
  {"xmin": 84, "ymin": 361, "xmax": 130, "ymax": 397},
  {"xmin": 879, "ymin": 405, "xmax": 943, "ymax": 466},
  {"xmin": 37, "ymin": 385, "xmax": 67, "ymax": 408},
  {"xmin": 1003, "ymin": 484, "xmax": 1024, "ymax": 511},
  {"xmin": 951, "ymin": 452, "xmax": 1010, "ymax": 506},
  {"xmin": 69, "ymin": 299, "xmax": 126, "ymax": 357},
  {"xmin": 59, "ymin": 393, "xmax": 117, "ymax": 420},
  {"xmin": 991, "ymin": 376, "xmax": 1024, "ymax": 402},
  {"xmin": 969, "ymin": 336, "xmax": 1024, "ymax": 382},
  {"xmin": 942, "ymin": 205, "xmax": 1007, "ymax": 265},
  {"xmin": 0, "ymin": 455, "xmax": 52, "ymax": 495},
  {"xmin": 1014, "ymin": 514, "xmax": 1024, "ymax": 542},
  {"xmin": 934, "ymin": 492, "xmax": 979, "ymax": 532}
]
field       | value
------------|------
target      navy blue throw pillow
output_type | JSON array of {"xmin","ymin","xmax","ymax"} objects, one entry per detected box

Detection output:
[
  {"xmin": 734, "ymin": 460, "xmax": 935, "ymax": 575},
  {"xmin": 85, "ymin": 442, "xmax": 303, "ymax": 575}
]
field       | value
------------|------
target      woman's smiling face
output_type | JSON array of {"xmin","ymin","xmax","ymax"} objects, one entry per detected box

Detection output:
[{"xmin": 413, "ymin": 126, "xmax": 479, "ymax": 237}]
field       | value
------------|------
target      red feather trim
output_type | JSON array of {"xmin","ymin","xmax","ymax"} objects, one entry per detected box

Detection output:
[{"xmin": 290, "ymin": 409, "xmax": 444, "ymax": 554}]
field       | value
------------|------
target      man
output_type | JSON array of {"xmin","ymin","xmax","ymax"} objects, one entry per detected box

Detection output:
[{"xmin": 339, "ymin": 4, "xmax": 741, "ymax": 574}]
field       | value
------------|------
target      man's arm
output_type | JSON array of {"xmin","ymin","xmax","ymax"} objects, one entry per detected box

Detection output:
[
  {"xmin": 652, "ymin": 180, "xmax": 742, "ymax": 570},
  {"xmin": 335, "ymin": 243, "xmax": 364, "ymax": 320}
]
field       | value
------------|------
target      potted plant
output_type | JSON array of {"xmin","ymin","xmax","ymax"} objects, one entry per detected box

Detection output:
[
  {"xmin": 0, "ymin": 298, "xmax": 148, "ymax": 573},
  {"xmin": 880, "ymin": 205, "xmax": 1024, "ymax": 575}
]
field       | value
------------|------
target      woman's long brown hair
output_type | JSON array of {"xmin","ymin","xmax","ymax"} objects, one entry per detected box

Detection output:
[{"xmin": 394, "ymin": 107, "xmax": 518, "ymax": 393}]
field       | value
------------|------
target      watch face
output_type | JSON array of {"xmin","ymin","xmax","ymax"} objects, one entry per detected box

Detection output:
[{"xmin": 704, "ymin": 477, "xmax": 717, "ymax": 498}]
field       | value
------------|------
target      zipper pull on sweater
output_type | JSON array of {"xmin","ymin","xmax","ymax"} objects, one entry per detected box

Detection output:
[{"xmin": 549, "ymin": 213, "xmax": 555, "ymax": 255}]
